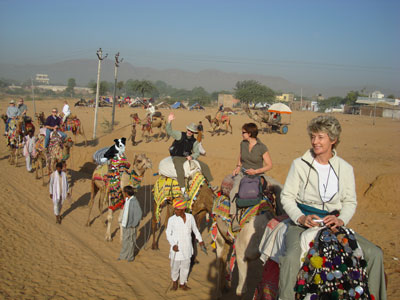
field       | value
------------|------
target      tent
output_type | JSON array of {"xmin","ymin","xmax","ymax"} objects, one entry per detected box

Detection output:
[
  {"xmin": 189, "ymin": 102, "xmax": 205, "ymax": 110},
  {"xmin": 171, "ymin": 101, "xmax": 187, "ymax": 109},
  {"xmin": 268, "ymin": 103, "xmax": 292, "ymax": 114}
]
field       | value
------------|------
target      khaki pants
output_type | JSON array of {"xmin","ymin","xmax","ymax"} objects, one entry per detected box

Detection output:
[{"xmin": 172, "ymin": 156, "xmax": 214, "ymax": 188}]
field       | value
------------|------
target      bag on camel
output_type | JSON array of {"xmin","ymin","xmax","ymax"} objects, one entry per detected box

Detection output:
[{"xmin": 235, "ymin": 175, "xmax": 263, "ymax": 208}]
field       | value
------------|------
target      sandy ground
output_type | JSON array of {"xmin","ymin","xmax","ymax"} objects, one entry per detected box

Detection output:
[{"xmin": 0, "ymin": 98, "xmax": 399, "ymax": 300}]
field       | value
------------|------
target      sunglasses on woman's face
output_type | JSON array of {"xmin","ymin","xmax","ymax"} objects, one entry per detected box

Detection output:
[{"xmin": 242, "ymin": 131, "xmax": 248, "ymax": 134}]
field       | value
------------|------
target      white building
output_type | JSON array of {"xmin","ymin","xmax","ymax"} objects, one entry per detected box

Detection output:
[
  {"xmin": 371, "ymin": 91, "xmax": 384, "ymax": 99},
  {"xmin": 35, "ymin": 74, "xmax": 50, "ymax": 84}
]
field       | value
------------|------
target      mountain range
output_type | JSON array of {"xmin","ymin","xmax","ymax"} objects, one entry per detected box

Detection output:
[{"xmin": 0, "ymin": 59, "xmax": 397, "ymax": 98}]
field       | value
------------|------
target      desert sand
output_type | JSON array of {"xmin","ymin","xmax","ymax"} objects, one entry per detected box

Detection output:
[{"xmin": 0, "ymin": 98, "xmax": 399, "ymax": 300}]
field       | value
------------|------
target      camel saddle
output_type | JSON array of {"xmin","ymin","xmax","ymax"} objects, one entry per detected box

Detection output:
[{"xmin": 158, "ymin": 156, "xmax": 201, "ymax": 180}]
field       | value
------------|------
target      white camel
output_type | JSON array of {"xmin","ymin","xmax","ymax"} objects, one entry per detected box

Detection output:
[{"xmin": 214, "ymin": 175, "xmax": 284, "ymax": 298}]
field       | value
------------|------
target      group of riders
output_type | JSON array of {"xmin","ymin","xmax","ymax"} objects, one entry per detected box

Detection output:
[{"xmin": 4, "ymin": 98, "xmax": 387, "ymax": 299}]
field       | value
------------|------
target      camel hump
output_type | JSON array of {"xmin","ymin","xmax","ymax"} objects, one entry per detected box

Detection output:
[{"xmin": 93, "ymin": 164, "xmax": 108, "ymax": 179}]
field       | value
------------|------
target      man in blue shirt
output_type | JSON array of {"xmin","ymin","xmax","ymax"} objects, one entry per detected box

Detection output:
[
  {"xmin": 5, "ymin": 99, "xmax": 20, "ymax": 134},
  {"xmin": 44, "ymin": 108, "xmax": 67, "ymax": 148}
]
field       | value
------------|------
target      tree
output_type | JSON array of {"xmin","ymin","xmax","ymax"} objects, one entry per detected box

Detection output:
[
  {"xmin": 387, "ymin": 94, "xmax": 395, "ymax": 99},
  {"xmin": 88, "ymin": 80, "xmax": 110, "ymax": 96},
  {"xmin": 65, "ymin": 78, "xmax": 76, "ymax": 97},
  {"xmin": 133, "ymin": 80, "xmax": 157, "ymax": 97},
  {"xmin": 234, "ymin": 80, "xmax": 275, "ymax": 104}
]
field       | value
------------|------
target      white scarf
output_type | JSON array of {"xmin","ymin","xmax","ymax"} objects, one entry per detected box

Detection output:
[
  {"xmin": 50, "ymin": 171, "xmax": 68, "ymax": 202},
  {"xmin": 121, "ymin": 196, "xmax": 133, "ymax": 227}
]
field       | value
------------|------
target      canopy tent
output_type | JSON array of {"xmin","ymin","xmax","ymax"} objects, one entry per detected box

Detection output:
[
  {"xmin": 171, "ymin": 101, "xmax": 187, "ymax": 109},
  {"xmin": 189, "ymin": 102, "xmax": 205, "ymax": 110},
  {"xmin": 268, "ymin": 103, "xmax": 292, "ymax": 114}
]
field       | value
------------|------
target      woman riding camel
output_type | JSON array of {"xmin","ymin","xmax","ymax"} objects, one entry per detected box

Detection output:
[
  {"xmin": 279, "ymin": 115, "xmax": 386, "ymax": 299},
  {"xmin": 230, "ymin": 122, "xmax": 273, "ymax": 230},
  {"xmin": 166, "ymin": 113, "xmax": 216, "ymax": 200}
]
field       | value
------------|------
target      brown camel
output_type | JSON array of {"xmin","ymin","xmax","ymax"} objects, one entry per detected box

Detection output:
[
  {"xmin": 243, "ymin": 105, "xmax": 272, "ymax": 133},
  {"xmin": 59, "ymin": 113, "xmax": 87, "ymax": 146},
  {"xmin": 205, "ymin": 113, "xmax": 232, "ymax": 136},
  {"xmin": 129, "ymin": 113, "xmax": 141, "ymax": 145},
  {"xmin": 5, "ymin": 119, "xmax": 21, "ymax": 166},
  {"xmin": 34, "ymin": 134, "xmax": 74, "ymax": 185},
  {"xmin": 150, "ymin": 176, "xmax": 215, "ymax": 250},
  {"xmin": 86, "ymin": 154, "xmax": 152, "ymax": 241},
  {"xmin": 141, "ymin": 114, "xmax": 167, "ymax": 142},
  {"xmin": 35, "ymin": 112, "xmax": 46, "ymax": 128}
]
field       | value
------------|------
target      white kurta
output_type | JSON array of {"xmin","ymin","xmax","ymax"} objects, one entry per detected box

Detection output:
[
  {"xmin": 166, "ymin": 213, "xmax": 203, "ymax": 261},
  {"xmin": 49, "ymin": 171, "xmax": 69, "ymax": 215}
]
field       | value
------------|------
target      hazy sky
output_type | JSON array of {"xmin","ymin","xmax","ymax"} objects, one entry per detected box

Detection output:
[{"xmin": 1, "ymin": 0, "xmax": 399, "ymax": 91}]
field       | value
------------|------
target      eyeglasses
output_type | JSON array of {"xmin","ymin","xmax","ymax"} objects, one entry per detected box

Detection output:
[
  {"xmin": 242, "ymin": 131, "xmax": 248, "ymax": 134},
  {"xmin": 52, "ymin": 111, "xmax": 57, "ymax": 113}
]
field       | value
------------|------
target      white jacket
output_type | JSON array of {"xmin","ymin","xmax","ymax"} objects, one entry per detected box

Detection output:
[{"xmin": 281, "ymin": 149, "xmax": 357, "ymax": 226}]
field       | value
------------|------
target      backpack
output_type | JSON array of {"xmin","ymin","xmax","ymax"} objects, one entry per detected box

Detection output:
[{"xmin": 235, "ymin": 175, "xmax": 264, "ymax": 208}]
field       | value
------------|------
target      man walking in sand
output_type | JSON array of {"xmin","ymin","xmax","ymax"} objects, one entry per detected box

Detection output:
[
  {"xmin": 166, "ymin": 199, "xmax": 206, "ymax": 291},
  {"xmin": 118, "ymin": 185, "xmax": 142, "ymax": 262},
  {"xmin": 49, "ymin": 162, "xmax": 69, "ymax": 224}
]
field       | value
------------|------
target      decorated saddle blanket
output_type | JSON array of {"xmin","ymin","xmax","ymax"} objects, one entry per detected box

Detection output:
[
  {"xmin": 62, "ymin": 118, "xmax": 80, "ymax": 132},
  {"xmin": 152, "ymin": 173, "xmax": 206, "ymax": 223},
  {"xmin": 107, "ymin": 156, "xmax": 131, "ymax": 211},
  {"xmin": 295, "ymin": 227, "xmax": 372, "ymax": 300},
  {"xmin": 211, "ymin": 194, "xmax": 275, "ymax": 238},
  {"xmin": 221, "ymin": 115, "xmax": 229, "ymax": 122},
  {"xmin": 6, "ymin": 120, "xmax": 19, "ymax": 147}
]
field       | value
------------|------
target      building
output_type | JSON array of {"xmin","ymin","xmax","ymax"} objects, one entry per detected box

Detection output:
[
  {"xmin": 275, "ymin": 93, "xmax": 294, "ymax": 102},
  {"xmin": 371, "ymin": 90, "xmax": 384, "ymax": 99},
  {"xmin": 37, "ymin": 85, "xmax": 92, "ymax": 94},
  {"xmin": 218, "ymin": 94, "xmax": 240, "ymax": 108},
  {"xmin": 35, "ymin": 74, "xmax": 50, "ymax": 85},
  {"xmin": 356, "ymin": 96, "xmax": 400, "ymax": 106}
]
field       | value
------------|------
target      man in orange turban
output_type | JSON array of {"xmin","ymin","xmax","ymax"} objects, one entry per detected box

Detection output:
[{"xmin": 166, "ymin": 198, "xmax": 205, "ymax": 291}]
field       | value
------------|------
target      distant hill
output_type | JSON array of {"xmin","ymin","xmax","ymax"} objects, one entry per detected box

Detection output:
[{"xmin": 0, "ymin": 59, "xmax": 398, "ymax": 97}]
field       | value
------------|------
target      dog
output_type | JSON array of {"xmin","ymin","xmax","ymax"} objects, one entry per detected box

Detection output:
[{"xmin": 100, "ymin": 137, "xmax": 126, "ymax": 163}]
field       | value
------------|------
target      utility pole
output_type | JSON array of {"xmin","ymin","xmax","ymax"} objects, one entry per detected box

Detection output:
[
  {"xmin": 31, "ymin": 77, "xmax": 36, "ymax": 116},
  {"xmin": 93, "ymin": 48, "xmax": 108, "ymax": 139},
  {"xmin": 300, "ymin": 88, "xmax": 303, "ymax": 111},
  {"xmin": 111, "ymin": 52, "xmax": 123, "ymax": 130}
]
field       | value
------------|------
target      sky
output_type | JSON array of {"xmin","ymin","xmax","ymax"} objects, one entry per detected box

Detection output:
[{"xmin": 0, "ymin": 0, "xmax": 399, "ymax": 92}]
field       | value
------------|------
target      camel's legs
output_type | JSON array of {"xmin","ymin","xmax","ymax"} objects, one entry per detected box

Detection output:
[
  {"xmin": 215, "ymin": 231, "xmax": 230, "ymax": 299},
  {"xmin": 105, "ymin": 208, "xmax": 114, "ymax": 241},
  {"xmin": 235, "ymin": 239, "xmax": 248, "ymax": 296},
  {"xmin": 86, "ymin": 180, "xmax": 98, "ymax": 226}
]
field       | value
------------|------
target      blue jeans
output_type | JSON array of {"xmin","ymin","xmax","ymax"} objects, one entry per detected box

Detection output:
[{"xmin": 45, "ymin": 129, "xmax": 67, "ymax": 148}]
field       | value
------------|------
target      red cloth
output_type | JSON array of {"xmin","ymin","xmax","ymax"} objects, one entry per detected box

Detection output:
[{"xmin": 253, "ymin": 259, "xmax": 279, "ymax": 300}]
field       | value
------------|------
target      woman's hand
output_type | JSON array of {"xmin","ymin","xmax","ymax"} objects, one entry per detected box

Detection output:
[
  {"xmin": 297, "ymin": 214, "xmax": 322, "ymax": 228},
  {"xmin": 245, "ymin": 168, "xmax": 257, "ymax": 175},
  {"xmin": 232, "ymin": 166, "xmax": 240, "ymax": 176},
  {"xmin": 323, "ymin": 215, "xmax": 344, "ymax": 230},
  {"xmin": 168, "ymin": 113, "xmax": 175, "ymax": 123}
]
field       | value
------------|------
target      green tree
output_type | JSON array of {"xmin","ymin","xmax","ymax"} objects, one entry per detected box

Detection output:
[
  {"xmin": 88, "ymin": 80, "xmax": 110, "ymax": 96},
  {"xmin": 317, "ymin": 96, "xmax": 344, "ymax": 112},
  {"xmin": 65, "ymin": 78, "xmax": 76, "ymax": 97},
  {"xmin": 234, "ymin": 80, "xmax": 275, "ymax": 104},
  {"xmin": 387, "ymin": 94, "xmax": 395, "ymax": 99},
  {"xmin": 134, "ymin": 80, "xmax": 157, "ymax": 97}
]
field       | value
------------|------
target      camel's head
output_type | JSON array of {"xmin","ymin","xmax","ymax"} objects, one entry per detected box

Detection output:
[
  {"xmin": 133, "ymin": 153, "xmax": 152, "ymax": 172},
  {"xmin": 1, "ymin": 114, "xmax": 7, "ymax": 124},
  {"xmin": 205, "ymin": 115, "xmax": 211, "ymax": 122},
  {"xmin": 65, "ymin": 137, "xmax": 74, "ymax": 148},
  {"xmin": 130, "ymin": 113, "xmax": 141, "ymax": 124}
]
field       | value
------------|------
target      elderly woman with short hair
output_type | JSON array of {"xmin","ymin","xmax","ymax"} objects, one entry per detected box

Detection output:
[{"xmin": 279, "ymin": 115, "xmax": 386, "ymax": 299}]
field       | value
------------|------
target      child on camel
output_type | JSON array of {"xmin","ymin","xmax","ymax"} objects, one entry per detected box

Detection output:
[{"xmin": 166, "ymin": 199, "xmax": 206, "ymax": 291}]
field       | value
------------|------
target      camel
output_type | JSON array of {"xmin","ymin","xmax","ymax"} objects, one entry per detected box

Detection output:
[
  {"xmin": 35, "ymin": 112, "xmax": 46, "ymax": 128},
  {"xmin": 86, "ymin": 154, "xmax": 152, "ymax": 241},
  {"xmin": 243, "ymin": 105, "xmax": 272, "ymax": 134},
  {"xmin": 6, "ymin": 119, "xmax": 21, "ymax": 166},
  {"xmin": 33, "ymin": 133, "xmax": 74, "ymax": 185},
  {"xmin": 59, "ymin": 113, "xmax": 87, "ymax": 146},
  {"xmin": 205, "ymin": 113, "xmax": 232, "ymax": 136},
  {"xmin": 141, "ymin": 113, "xmax": 167, "ymax": 142},
  {"xmin": 129, "ymin": 113, "xmax": 141, "ymax": 145},
  {"xmin": 150, "ymin": 173, "xmax": 215, "ymax": 250},
  {"xmin": 214, "ymin": 176, "xmax": 284, "ymax": 298}
]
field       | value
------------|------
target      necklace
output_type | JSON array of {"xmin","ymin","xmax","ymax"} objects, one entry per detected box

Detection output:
[{"xmin": 322, "ymin": 165, "xmax": 331, "ymax": 200}]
